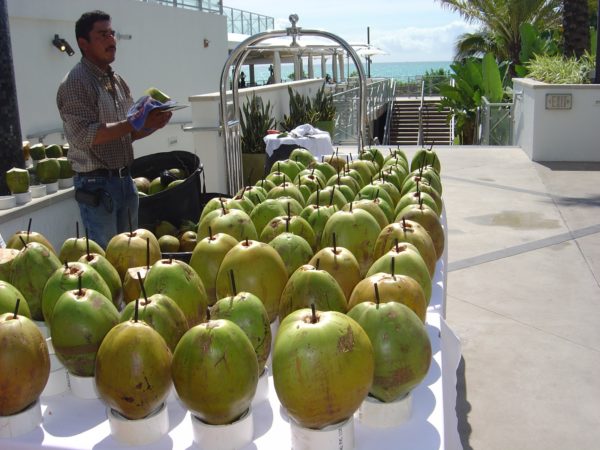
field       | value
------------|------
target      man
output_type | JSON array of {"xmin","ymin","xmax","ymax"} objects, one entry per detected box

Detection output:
[{"xmin": 57, "ymin": 10, "xmax": 172, "ymax": 248}]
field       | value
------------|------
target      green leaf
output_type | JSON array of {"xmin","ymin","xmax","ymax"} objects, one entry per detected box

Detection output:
[{"xmin": 482, "ymin": 53, "xmax": 503, "ymax": 103}]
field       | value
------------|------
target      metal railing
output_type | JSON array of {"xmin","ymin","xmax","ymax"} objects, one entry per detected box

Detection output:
[
  {"xmin": 417, "ymin": 80, "xmax": 425, "ymax": 146},
  {"xmin": 138, "ymin": 1, "xmax": 274, "ymax": 34},
  {"xmin": 395, "ymin": 75, "xmax": 450, "ymax": 97},
  {"xmin": 477, "ymin": 97, "xmax": 513, "ymax": 145},
  {"xmin": 382, "ymin": 82, "xmax": 397, "ymax": 145},
  {"xmin": 332, "ymin": 78, "xmax": 394, "ymax": 145}
]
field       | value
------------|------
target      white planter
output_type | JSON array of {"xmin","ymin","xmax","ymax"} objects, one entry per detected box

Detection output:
[{"xmin": 513, "ymin": 78, "xmax": 600, "ymax": 162}]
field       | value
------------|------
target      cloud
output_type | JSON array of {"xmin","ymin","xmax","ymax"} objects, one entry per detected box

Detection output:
[{"xmin": 372, "ymin": 21, "xmax": 478, "ymax": 62}]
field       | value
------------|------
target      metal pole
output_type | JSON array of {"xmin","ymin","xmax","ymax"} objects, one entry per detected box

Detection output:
[
  {"xmin": 367, "ymin": 26, "xmax": 371, "ymax": 78},
  {"xmin": 595, "ymin": 0, "xmax": 600, "ymax": 83}
]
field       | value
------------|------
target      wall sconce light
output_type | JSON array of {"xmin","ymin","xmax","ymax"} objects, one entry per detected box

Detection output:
[
  {"xmin": 52, "ymin": 34, "xmax": 75, "ymax": 56},
  {"xmin": 203, "ymin": 38, "xmax": 210, "ymax": 48}
]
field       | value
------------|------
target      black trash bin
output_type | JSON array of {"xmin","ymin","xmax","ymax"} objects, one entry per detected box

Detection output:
[{"xmin": 130, "ymin": 150, "xmax": 203, "ymax": 229}]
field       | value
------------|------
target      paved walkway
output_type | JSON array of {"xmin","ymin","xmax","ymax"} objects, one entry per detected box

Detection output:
[{"xmin": 436, "ymin": 147, "xmax": 600, "ymax": 450}]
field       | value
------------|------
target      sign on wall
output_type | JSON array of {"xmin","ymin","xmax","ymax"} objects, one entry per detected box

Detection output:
[{"xmin": 545, "ymin": 94, "xmax": 572, "ymax": 110}]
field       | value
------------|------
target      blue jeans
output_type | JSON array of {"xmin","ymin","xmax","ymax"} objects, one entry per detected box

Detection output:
[{"xmin": 73, "ymin": 174, "xmax": 139, "ymax": 249}]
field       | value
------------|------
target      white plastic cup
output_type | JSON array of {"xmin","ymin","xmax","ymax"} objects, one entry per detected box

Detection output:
[
  {"xmin": 42, "ymin": 337, "xmax": 69, "ymax": 397},
  {"xmin": 0, "ymin": 195, "xmax": 16, "ymax": 210},
  {"xmin": 0, "ymin": 399, "xmax": 42, "ymax": 438},
  {"xmin": 252, "ymin": 366, "xmax": 270, "ymax": 406},
  {"xmin": 30, "ymin": 184, "xmax": 47, "ymax": 198},
  {"xmin": 68, "ymin": 373, "xmax": 99, "ymax": 399},
  {"xmin": 108, "ymin": 402, "xmax": 169, "ymax": 446},
  {"xmin": 357, "ymin": 392, "xmax": 412, "ymax": 428},
  {"xmin": 290, "ymin": 415, "xmax": 354, "ymax": 450},
  {"xmin": 35, "ymin": 321, "xmax": 49, "ymax": 339},
  {"xmin": 45, "ymin": 182, "xmax": 59, "ymax": 194},
  {"xmin": 14, "ymin": 191, "xmax": 32, "ymax": 205},
  {"xmin": 191, "ymin": 407, "xmax": 254, "ymax": 450},
  {"xmin": 58, "ymin": 178, "xmax": 74, "ymax": 189}
]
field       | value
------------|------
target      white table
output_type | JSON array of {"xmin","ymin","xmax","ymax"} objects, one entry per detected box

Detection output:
[{"xmin": 263, "ymin": 133, "xmax": 334, "ymax": 158}]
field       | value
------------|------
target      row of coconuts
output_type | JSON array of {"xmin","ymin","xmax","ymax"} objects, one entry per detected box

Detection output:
[
  {"xmin": 4, "ymin": 142, "xmax": 74, "ymax": 199},
  {"xmin": 0, "ymin": 145, "xmax": 444, "ymax": 434}
]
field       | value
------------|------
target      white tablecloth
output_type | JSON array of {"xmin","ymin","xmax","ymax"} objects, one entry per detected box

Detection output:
[{"xmin": 263, "ymin": 133, "xmax": 334, "ymax": 158}]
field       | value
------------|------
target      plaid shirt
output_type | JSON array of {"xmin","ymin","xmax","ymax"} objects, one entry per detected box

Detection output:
[{"xmin": 57, "ymin": 58, "xmax": 134, "ymax": 173}]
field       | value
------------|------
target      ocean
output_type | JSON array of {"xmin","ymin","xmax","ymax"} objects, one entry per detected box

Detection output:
[{"xmin": 247, "ymin": 61, "xmax": 452, "ymax": 85}]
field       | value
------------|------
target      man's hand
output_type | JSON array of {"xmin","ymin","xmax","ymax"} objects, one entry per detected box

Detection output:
[
  {"xmin": 131, "ymin": 109, "xmax": 172, "ymax": 141},
  {"xmin": 144, "ymin": 109, "xmax": 172, "ymax": 130}
]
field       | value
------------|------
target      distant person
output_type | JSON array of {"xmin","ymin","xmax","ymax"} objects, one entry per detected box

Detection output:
[
  {"xmin": 239, "ymin": 71, "xmax": 246, "ymax": 88},
  {"xmin": 267, "ymin": 65, "xmax": 275, "ymax": 84},
  {"xmin": 325, "ymin": 73, "xmax": 332, "ymax": 84},
  {"xmin": 56, "ymin": 10, "xmax": 172, "ymax": 248}
]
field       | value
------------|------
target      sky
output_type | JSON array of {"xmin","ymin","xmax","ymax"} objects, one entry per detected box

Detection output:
[{"xmin": 222, "ymin": 0, "xmax": 477, "ymax": 62}]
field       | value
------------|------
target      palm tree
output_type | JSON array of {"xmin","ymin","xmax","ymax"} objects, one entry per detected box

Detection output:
[
  {"xmin": 437, "ymin": 0, "xmax": 562, "ymax": 73},
  {"xmin": 562, "ymin": 0, "xmax": 590, "ymax": 57}
]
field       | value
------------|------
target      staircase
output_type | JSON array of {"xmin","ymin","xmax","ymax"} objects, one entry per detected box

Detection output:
[{"xmin": 387, "ymin": 97, "xmax": 453, "ymax": 146}]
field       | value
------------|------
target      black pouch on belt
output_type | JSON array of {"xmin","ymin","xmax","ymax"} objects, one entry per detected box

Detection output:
[{"xmin": 74, "ymin": 188, "xmax": 101, "ymax": 207}]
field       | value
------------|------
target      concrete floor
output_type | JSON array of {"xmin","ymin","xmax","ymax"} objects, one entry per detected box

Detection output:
[{"xmin": 435, "ymin": 147, "xmax": 600, "ymax": 450}]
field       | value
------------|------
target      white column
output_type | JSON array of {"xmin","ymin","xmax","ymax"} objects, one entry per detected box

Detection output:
[
  {"xmin": 307, "ymin": 54, "xmax": 314, "ymax": 79},
  {"xmin": 338, "ymin": 53, "xmax": 345, "ymax": 82},
  {"xmin": 249, "ymin": 64, "xmax": 255, "ymax": 86},
  {"xmin": 321, "ymin": 55, "xmax": 327, "ymax": 78},
  {"xmin": 332, "ymin": 52, "xmax": 338, "ymax": 82},
  {"xmin": 273, "ymin": 51, "xmax": 281, "ymax": 83}
]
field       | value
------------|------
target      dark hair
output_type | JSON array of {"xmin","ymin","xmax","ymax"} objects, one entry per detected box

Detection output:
[{"xmin": 75, "ymin": 10, "xmax": 111, "ymax": 42}]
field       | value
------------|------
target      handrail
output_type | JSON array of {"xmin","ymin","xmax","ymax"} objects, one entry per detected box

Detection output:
[
  {"xmin": 417, "ymin": 79, "xmax": 425, "ymax": 146},
  {"xmin": 382, "ymin": 80, "xmax": 396, "ymax": 145},
  {"xmin": 25, "ymin": 128, "xmax": 64, "ymax": 143}
]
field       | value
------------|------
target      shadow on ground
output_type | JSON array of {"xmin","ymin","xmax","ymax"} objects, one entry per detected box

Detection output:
[
  {"xmin": 537, "ymin": 161, "xmax": 600, "ymax": 171},
  {"xmin": 456, "ymin": 356, "xmax": 473, "ymax": 450}
]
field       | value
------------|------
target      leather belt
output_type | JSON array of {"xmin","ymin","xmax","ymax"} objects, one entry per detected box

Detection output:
[{"xmin": 77, "ymin": 166, "xmax": 130, "ymax": 177}]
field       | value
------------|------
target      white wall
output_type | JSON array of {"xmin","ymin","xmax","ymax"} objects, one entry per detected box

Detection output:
[
  {"xmin": 8, "ymin": 0, "xmax": 229, "ymax": 158},
  {"xmin": 0, "ymin": 191, "xmax": 81, "ymax": 252},
  {"xmin": 513, "ymin": 78, "xmax": 600, "ymax": 162}
]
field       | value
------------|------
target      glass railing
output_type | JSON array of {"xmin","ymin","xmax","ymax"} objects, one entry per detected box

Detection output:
[
  {"xmin": 223, "ymin": 7, "xmax": 274, "ymax": 34},
  {"xmin": 332, "ymin": 78, "xmax": 395, "ymax": 145},
  {"xmin": 478, "ymin": 97, "xmax": 513, "ymax": 145},
  {"xmin": 138, "ymin": 1, "xmax": 274, "ymax": 34}
]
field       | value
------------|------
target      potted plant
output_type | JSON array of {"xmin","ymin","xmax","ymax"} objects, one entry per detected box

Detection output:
[
  {"xmin": 312, "ymin": 84, "xmax": 336, "ymax": 137},
  {"xmin": 240, "ymin": 94, "xmax": 276, "ymax": 185},
  {"xmin": 280, "ymin": 87, "xmax": 313, "ymax": 132}
]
